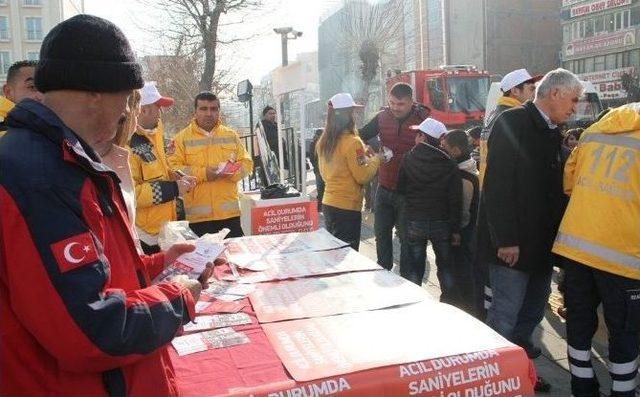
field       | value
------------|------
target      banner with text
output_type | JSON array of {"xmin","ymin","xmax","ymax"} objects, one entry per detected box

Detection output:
[
  {"xmin": 570, "ymin": 0, "xmax": 631, "ymax": 18},
  {"xmin": 565, "ymin": 29, "xmax": 636, "ymax": 57},
  {"xmin": 263, "ymin": 300, "xmax": 518, "ymax": 382},
  {"xmin": 578, "ymin": 67, "xmax": 635, "ymax": 100},
  {"xmin": 252, "ymin": 201, "xmax": 319, "ymax": 235}
]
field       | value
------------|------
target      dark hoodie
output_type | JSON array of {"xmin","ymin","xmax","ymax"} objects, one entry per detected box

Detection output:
[{"xmin": 397, "ymin": 139, "xmax": 463, "ymax": 232}]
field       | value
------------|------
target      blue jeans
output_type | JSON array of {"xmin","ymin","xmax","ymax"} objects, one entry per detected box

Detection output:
[
  {"xmin": 374, "ymin": 186, "xmax": 409, "ymax": 270},
  {"xmin": 403, "ymin": 219, "xmax": 454, "ymax": 302},
  {"xmin": 486, "ymin": 262, "xmax": 552, "ymax": 345}
]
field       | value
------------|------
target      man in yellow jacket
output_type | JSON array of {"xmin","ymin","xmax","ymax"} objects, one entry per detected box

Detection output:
[
  {"xmin": 479, "ymin": 68, "xmax": 540, "ymax": 185},
  {"xmin": 129, "ymin": 82, "xmax": 196, "ymax": 254},
  {"xmin": 0, "ymin": 60, "xmax": 42, "ymax": 137},
  {"xmin": 169, "ymin": 92, "xmax": 252, "ymax": 237},
  {"xmin": 553, "ymin": 104, "xmax": 640, "ymax": 397}
]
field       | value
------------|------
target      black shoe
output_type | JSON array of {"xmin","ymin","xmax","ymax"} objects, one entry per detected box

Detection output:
[{"xmin": 534, "ymin": 376, "xmax": 551, "ymax": 392}]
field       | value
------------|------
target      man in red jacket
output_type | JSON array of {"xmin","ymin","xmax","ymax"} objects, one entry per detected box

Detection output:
[
  {"xmin": 360, "ymin": 83, "xmax": 430, "ymax": 272},
  {"xmin": 0, "ymin": 15, "xmax": 208, "ymax": 397}
]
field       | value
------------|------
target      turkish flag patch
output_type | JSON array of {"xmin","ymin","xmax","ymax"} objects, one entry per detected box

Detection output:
[{"xmin": 50, "ymin": 232, "xmax": 99, "ymax": 273}]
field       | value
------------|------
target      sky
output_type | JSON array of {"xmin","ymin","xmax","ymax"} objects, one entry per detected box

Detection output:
[{"xmin": 84, "ymin": 0, "xmax": 340, "ymax": 84}]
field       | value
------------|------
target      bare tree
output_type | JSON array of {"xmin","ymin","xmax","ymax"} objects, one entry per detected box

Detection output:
[
  {"xmin": 139, "ymin": 0, "xmax": 262, "ymax": 92},
  {"xmin": 142, "ymin": 38, "xmax": 237, "ymax": 136},
  {"xmin": 337, "ymin": 0, "xmax": 403, "ymax": 110}
]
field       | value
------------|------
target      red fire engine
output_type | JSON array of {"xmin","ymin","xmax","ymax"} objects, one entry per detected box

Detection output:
[{"xmin": 386, "ymin": 65, "xmax": 490, "ymax": 129}]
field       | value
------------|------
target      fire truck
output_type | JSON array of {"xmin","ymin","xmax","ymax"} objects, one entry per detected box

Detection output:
[{"xmin": 386, "ymin": 65, "xmax": 491, "ymax": 129}]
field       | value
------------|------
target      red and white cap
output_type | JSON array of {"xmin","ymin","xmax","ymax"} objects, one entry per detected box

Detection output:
[
  {"xmin": 500, "ymin": 69, "xmax": 542, "ymax": 92},
  {"xmin": 410, "ymin": 117, "xmax": 447, "ymax": 139},
  {"xmin": 140, "ymin": 81, "xmax": 174, "ymax": 107},
  {"xmin": 329, "ymin": 93, "xmax": 363, "ymax": 109}
]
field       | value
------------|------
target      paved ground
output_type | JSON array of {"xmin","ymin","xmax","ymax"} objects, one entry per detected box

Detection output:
[{"xmin": 306, "ymin": 173, "xmax": 612, "ymax": 396}]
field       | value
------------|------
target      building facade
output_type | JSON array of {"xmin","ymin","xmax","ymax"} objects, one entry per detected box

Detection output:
[
  {"xmin": 0, "ymin": 0, "xmax": 83, "ymax": 83},
  {"xmin": 401, "ymin": 0, "xmax": 561, "ymax": 77},
  {"xmin": 561, "ymin": 0, "xmax": 640, "ymax": 104}
]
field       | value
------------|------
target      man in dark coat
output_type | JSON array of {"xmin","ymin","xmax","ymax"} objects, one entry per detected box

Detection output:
[{"xmin": 478, "ymin": 68, "xmax": 582, "ymax": 390}]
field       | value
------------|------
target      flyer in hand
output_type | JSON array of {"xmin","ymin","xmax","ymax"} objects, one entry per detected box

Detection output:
[
  {"xmin": 217, "ymin": 160, "xmax": 242, "ymax": 176},
  {"xmin": 153, "ymin": 239, "xmax": 225, "ymax": 284}
]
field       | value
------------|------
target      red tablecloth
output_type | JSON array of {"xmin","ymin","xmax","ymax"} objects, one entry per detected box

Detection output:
[{"xmin": 170, "ymin": 298, "xmax": 536, "ymax": 397}]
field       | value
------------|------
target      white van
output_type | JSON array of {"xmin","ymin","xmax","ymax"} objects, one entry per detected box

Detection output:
[{"xmin": 484, "ymin": 80, "xmax": 603, "ymax": 129}]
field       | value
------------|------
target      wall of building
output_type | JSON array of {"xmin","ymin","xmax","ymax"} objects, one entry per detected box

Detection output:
[{"xmin": 447, "ymin": 0, "xmax": 485, "ymax": 69}]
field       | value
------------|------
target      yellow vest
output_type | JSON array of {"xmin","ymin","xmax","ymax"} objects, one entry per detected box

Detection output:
[
  {"xmin": 0, "ymin": 96, "xmax": 15, "ymax": 138},
  {"xmin": 169, "ymin": 120, "xmax": 253, "ymax": 222},
  {"xmin": 318, "ymin": 132, "xmax": 380, "ymax": 211},
  {"xmin": 552, "ymin": 105, "xmax": 640, "ymax": 280},
  {"xmin": 479, "ymin": 96, "xmax": 521, "ymax": 186},
  {"xmin": 128, "ymin": 124, "xmax": 177, "ymax": 236}
]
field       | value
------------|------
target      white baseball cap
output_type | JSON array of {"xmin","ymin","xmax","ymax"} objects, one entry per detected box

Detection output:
[
  {"xmin": 329, "ymin": 93, "xmax": 363, "ymax": 109},
  {"xmin": 410, "ymin": 118, "xmax": 447, "ymax": 139},
  {"xmin": 500, "ymin": 69, "xmax": 542, "ymax": 92},
  {"xmin": 140, "ymin": 81, "xmax": 175, "ymax": 107}
]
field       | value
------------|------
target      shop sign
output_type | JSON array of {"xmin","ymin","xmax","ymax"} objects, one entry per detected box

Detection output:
[
  {"xmin": 578, "ymin": 67, "xmax": 635, "ymax": 99},
  {"xmin": 565, "ymin": 29, "xmax": 636, "ymax": 57},
  {"xmin": 570, "ymin": 0, "xmax": 632, "ymax": 18}
]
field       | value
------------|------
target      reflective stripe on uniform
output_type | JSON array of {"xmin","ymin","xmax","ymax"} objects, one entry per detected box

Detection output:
[
  {"xmin": 220, "ymin": 200, "xmax": 239, "ymax": 212},
  {"xmin": 581, "ymin": 132, "xmax": 640, "ymax": 151},
  {"xmin": 609, "ymin": 360, "xmax": 638, "ymax": 375},
  {"xmin": 556, "ymin": 232, "xmax": 640, "ymax": 269},
  {"xmin": 568, "ymin": 345, "xmax": 591, "ymax": 361},
  {"xmin": 185, "ymin": 205, "xmax": 213, "ymax": 217},
  {"xmin": 484, "ymin": 286, "xmax": 493, "ymax": 297},
  {"xmin": 570, "ymin": 364, "xmax": 595, "ymax": 378},
  {"xmin": 184, "ymin": 137, "xmax": 235, "ymax": 148},
  {"xmin": 612, "ymin": 378, "xmax": 637, "ymax": 392}
]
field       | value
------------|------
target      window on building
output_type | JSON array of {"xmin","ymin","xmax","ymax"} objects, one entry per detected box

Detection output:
[
  {"xmin": 0, "ymin": 51, "xmax": 10, "ymax": 75},
  {"xmin": 631, "ymin": 6, "xmax": 640, "ymax": 26},
  {"xmin": 26, "ymin": 51, "xmax": 38, "ymax": 61},
  {"xmin": 25, "ymin": 17, "xmax": 42, "ymax": 40},
  {"xmin": 585, "ymin": 57, "xmax": 594, "ymax": 73},
  {"xmin": 605, "ymin": 14, "xmax": 615, "ymax": 32},
  {"xmin": 594, "ymin": 15, "xmax": 605, "ymax": 34},
  {"xmin": 564, "ymin": 60, "xmax": 573, "ymax": 71},
  {"xmin": 617, "ymin": 51, "xmax": 629, "ymax": 68},
  {"xmin": 605, "ymin": 54, "xmax": 616, "ymax": 69},
  {"xmin": 623, "ymin": 9, "xmax": 630, "ymax": 29},
  {"xmin": 630, "ymin": 49, "xmax": 640, "ymax": 68},
  {"xmin": 563, "ymin": 25, "xmax": 571, "ymax": 42},
  {"xmin": 594, "ymin": 56, "xmax": 605, "ymax": 71},
  {"xmin": 585, "ymin": 19, "xmax": 594, "ymax": 37},
  {"xmin": 23, "ymin": 0, "xmax": 42, "ymax": 5},
  {"xmin": 0, "ymin": 16, "xmax": 8, "ymax": 40}
]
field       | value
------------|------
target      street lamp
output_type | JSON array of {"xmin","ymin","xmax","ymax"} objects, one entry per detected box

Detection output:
[{"xmin": 273, "ymin": 27, "xmax": 303, "ymax": 67}]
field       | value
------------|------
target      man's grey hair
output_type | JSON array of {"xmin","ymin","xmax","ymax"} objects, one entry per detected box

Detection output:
[{"xmin": 535, "ymin": 68, "xmax": 583, "ymax": 99}]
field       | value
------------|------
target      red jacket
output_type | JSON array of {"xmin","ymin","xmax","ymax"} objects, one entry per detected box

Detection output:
[
  {"xmin": 360, "ymin": 104, "xmax": 430, "ymax": 190},
  {"xmin": 0, "ymin": 100, "xmax": 195, "ymax": 396}
]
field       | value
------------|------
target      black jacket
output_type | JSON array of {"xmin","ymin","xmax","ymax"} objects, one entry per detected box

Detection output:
[
  {"xmin": 477, "ymin": 101, "xmax": 564, "ymax": 273},
  {"xmin": 397, "ymin": 142, "xmax": 462, "ymax": 232}
]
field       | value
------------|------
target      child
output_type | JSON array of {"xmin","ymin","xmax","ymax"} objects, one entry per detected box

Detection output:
[
  {"xmin": 397, "ymin": 118, "xmax": 462, "ymax": 304},
  {"xmin": 442, "ymin": 130, "xmax": 480, "ymax": 314}
]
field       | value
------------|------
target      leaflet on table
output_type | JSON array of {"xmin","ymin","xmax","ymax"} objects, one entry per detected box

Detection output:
[
  {"xmin": 183, "ymin": 313, "xmax": 252, "ymax": 332},
  {"xmin": 171, "ymin": 327, "xmax": 250, "ymax": 356},
  {"xmin": 153, "ymin": 238, "xmax": 225, "ymax": 283},
  {"xmin": 262, "ymin": 300, "xmax": 515, "ymax": 382},
  {"xmin": 224, "ymin": 228, "xmax": 348, "ymax": 258},
  {"xmin": 201, "ymin": 280, "xmax": 256, "ymax": 301},
  {"xmin": 222, "ymin": 247, "xmax": 381, "ymax": 283},
  {"xmin": 250, "ymin": 270, "xmax": 429, "ymax": 323}
]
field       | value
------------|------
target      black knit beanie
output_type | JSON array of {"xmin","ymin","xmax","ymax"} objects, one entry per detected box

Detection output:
[{"xmin": 35, "ymin": 14, "xmax": 144, "ymax": 93}]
